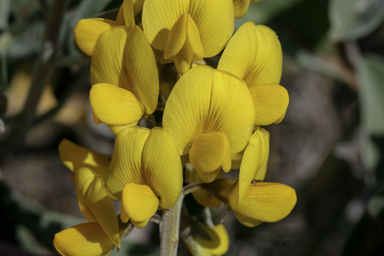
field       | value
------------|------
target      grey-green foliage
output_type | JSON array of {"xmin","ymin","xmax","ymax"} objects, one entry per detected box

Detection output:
[
  {"xmin": 358, "ymin": 54, "xmax": 384, "ymax": 173},
  {"xmin": 329, "ymin": 0, "xmax": 384, "ymax": 42}
]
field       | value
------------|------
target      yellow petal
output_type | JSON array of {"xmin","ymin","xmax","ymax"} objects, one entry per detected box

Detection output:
[
  {"xmin": 196, "ymin": 224, "xmax": 229, "ymax": 256},
  {"xmin": 91, "ymin": 26, "xmax": 159, "ymax": 113},
  {"xmin": 218, "ymin": 22, "xmax": 282, "ymax": 87},
  {"xmin": 189, "ymin": 132, "xmax": 230, "ymax": 183},
  {"xmin": 163, "ymin": 66, "xmax": 254, "ymax": 155},
  {"xmin": 249, "ymin": 83, "xmax": 289, "ymax": 126},
  {"xmin": 228, "ymin": 128, "xmax": 270, "ymax": 208},
  {"xmin": 74, "ymin": 18, "xmax": 123, "ymax": 56},
  {"xmin": 90, "ymin": 83, "xmax": 145, "ymax": 126},
  {"xmin": 204, "ymin": 69, "xmax": 255, "ymax": 153},
  {"xmin": 143, "ymin": 0, "xmax": 233, "ymax": 58},
  {"xmin": 142, "ymin": 128, "xmax": 183, "ymax": 209},
  {"xmin": 142, "ymin": 0, "xmax": 189, "ymax": 51},
  {"xmin": 185, "ymin": 166, "xmax": 223, "ymax": 208},
  {"xmin": 164, "ymin": 13, "xmax": 204, "ymax": 74},
  {"xmin": 187, "ymin": 0, "xmax": 234, "ymax": 57},
  {"xmin": 131, "ymin": 219, "xmax": 150, "ymax": 229},
  {"xmin": 85, "ymin": 175, "xmax": 120, "ymax": 247},
  {"xmin": 133, "ymin": 0, "xmax": 145, "ymax": 15},
  {"xmin": 54, "ymin": 222, "xmax": 115, "ymax": 256},
  {"xmin": 232, "ymin": 182, "xmax": 297, "ymax": 227},
  {"xmin": 121, "ymin": 183, "xmax": 159, "ymax": 227},
  {"xmin": 121, "ymin": 0, "xmax": 135, "ymax": 28},
  {"xmin": 75, "ymin": 168, "xmax": 97, "ymax": 222},
  {"xmin": 107, "ymin": 127, "xmax": 150, "ymax": 200},
  {"xmin": 58, "ymin": 139, "xmax": 110, "ymax": 181},
  {"xmin": 233, "ymin": 0, "xmax": 258, "ymax": 18}
]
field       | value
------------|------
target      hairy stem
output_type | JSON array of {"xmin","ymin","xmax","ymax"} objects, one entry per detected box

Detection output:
[{"xmin": 160, "ymin": 193, "xmax": 183, "ymax": 256}]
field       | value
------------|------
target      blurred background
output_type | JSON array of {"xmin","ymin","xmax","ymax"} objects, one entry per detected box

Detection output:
[{"xmin": 0, "ymin": 0, "xmax": 384, "ymax": 255}]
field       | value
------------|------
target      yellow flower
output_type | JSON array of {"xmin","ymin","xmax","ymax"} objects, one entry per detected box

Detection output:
[
  {"xmin": 218, "ymin": 22, "xmax": 289, "ymax": 127},
  {"xmin": 163, "ymin": 65, "xmax": 255, "ymax": 183},
  {"xmin": 142, "ymin": 0, "xmax": 234, "ymax": 74},
  {"xmin": 233, "ymin": 0, "xmax": 259, "ymax": 19},
  {"xmin": 107, "ymin": 127, "xmax": 182, "ymax": 228},
  {"xmin": 54, "ymin": 167, "xmax": 121, "ymax": 256}
]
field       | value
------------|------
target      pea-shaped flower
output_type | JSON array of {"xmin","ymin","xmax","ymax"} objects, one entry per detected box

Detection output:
[
  {"xmin": 163, "ymin": 65, "xmax": 255, "ymax": 183},
  {"xmin": 218, "ymin": 21, "xmax": 289, "ymax": 127},
  {"xmin": 54, "ymin": 168, "xmax": 122, "ymax": 255},
  {"xmin": 142, "ymin": 0, "xmax": 234, "ymax": 74},
  {"xmin": 107, "ymin": 127, "xmax": 182, "ymax": 228}
]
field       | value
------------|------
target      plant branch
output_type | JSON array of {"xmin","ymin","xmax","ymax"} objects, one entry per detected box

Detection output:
[{"xmin": 160, "ymin": 193, "xmax": 183, "ymax": 256}]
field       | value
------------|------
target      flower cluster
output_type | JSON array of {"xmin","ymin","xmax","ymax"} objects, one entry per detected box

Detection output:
[{"xmin": 53, "ymin": 0, "xmax": 296, "ymax": 255}]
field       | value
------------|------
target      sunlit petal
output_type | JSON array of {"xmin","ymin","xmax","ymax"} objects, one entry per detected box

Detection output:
[
  {"xmin": 141, "ymin": 128, "xmax": 183, "ymax": 209},
  {"xmin": 74, "ymin": 18, "xmax": 122, "ymax": 56},
  {"xmin": 163, "ymin": 66, "xmax": 254, "ymax": 156},
  {"xmin": 91, "ymin": 26, "xmax": 159, "ymax": 113},
  {"xmin": 54, "ymin": 222, "xmax": 115, "ymax": 256},
  {"xmin": 218, "ymin": 22, "xmax": 282, "ymax": 87},
  {"xmin": 228, "ymin": 128, "xmax": 269, "ymax": 208},
  {"xmin": 90, "ymin": 83, "xmax": 145, "ymax": 126},
  {"xmin": 121, "ymin": 183, "xmax": 159, "ymax": 227},
  {"xmin": 249, "ymin": 83, "xmax": 289, "ymax": 126},
  {"xmin": 58, "ymin": 139, "xmax": 110, "ymax": 182},
  {"xmin": 107, "ymin": 127, "xmax": 150, "ymax": 200},
  {"xmin": 85, "ymin": 175, "xmax": 120, "ymax": 247},
  {"xmin": 232, "ymin": 182, "xmax": 297, "ymax": 226},
  {"xmin": 189, "ymin": 132, "xmax": 230, "ymax": 183}
]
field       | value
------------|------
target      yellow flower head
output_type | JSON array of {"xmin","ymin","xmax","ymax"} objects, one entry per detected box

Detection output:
[
  {"xmin": 163, "ymin": 65, "xmax": 255, "ymax": 183},
  {"xmin": 142, "ymin": 0, "xmax": 235, "ymax": 74},
  {"xmin": 107, "ymin": 127, "xmax": 182, "ymax": 228},
  {"xmin": 218, "ymin": 22, "xmax": 289, "ymax": 126}
]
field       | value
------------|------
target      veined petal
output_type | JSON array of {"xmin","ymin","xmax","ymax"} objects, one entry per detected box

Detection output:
[
  {"xmin": 165, "ymin": 13, "xmax": 204, "ymax": 74},
  {"xmin": 163, "ymin": 66, "xmax": 254, "ymax": 155},
  {"xmin": 228, "ymin": 128, "xmax": 269, "ymax": 208},
  {"xmin": 74, "ymin": 18, "xmax": 123, "ymax": 56},
  {"xmin": 204, "ymin": 69, "xmax": 255, "ymax": 153},
  {"xmin": 188, "ymin": 0, "xmax": 234, "ymax": 57},
  {"xmin": 163, "ymin": 66, "xmax": 212, "ymax": 155},
  {"xmin": 90, "ymin": 83, "xmax": 145, "ymax": 126},
  {"xmin": 107, "ymin": 127, "xmax": 150, "ymax": 200},
  {"xmin": 58, "ymin": 139, "xmax": 110, "ymax": 182},
  {"xmin": 91, "ymin": 26, "xmax": 159, "ymax": 113},
  {"xmin": 249, "ymin": 83, "xmax": 289, "ymax": 126},
  {"xmin": 75, "ymin": 168, "xmax": 97, "ymax": 222},
  {"xmin": 189, "ymin": 132, "xmax": 230, "ymax": 183},
  {"xmin": 121, "ymin": 183, "xmax": 159, "ymax": 227},
  {"xmin": 142, "ymin": 0, "xmax": 190, "ymax": 50},
  {"xmin": 196, "ymin": 224, "xmax": 229, "ymax": 256},
  {"xmin": 218, "ymin": 22, "xmax": 282, "ymax": 87},
  {"xmin": 141, "ymin": 128, "xmax": 183, "ymax": 209},
  {"xmin": 54, "ymin": 222, "xmax": 115, "ymax": 256},
  {"xmin": 232, "ymin": 182, "xmax": 296, "ymax": 226},
  {"xmin": 85, "ymin": 176, "xmax": 120, "ymax": 248}
]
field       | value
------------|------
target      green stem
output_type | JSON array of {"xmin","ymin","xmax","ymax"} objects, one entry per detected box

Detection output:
[{"xmin": 160, "ymin": 193, "xmax": 183, "ymax": 256}]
